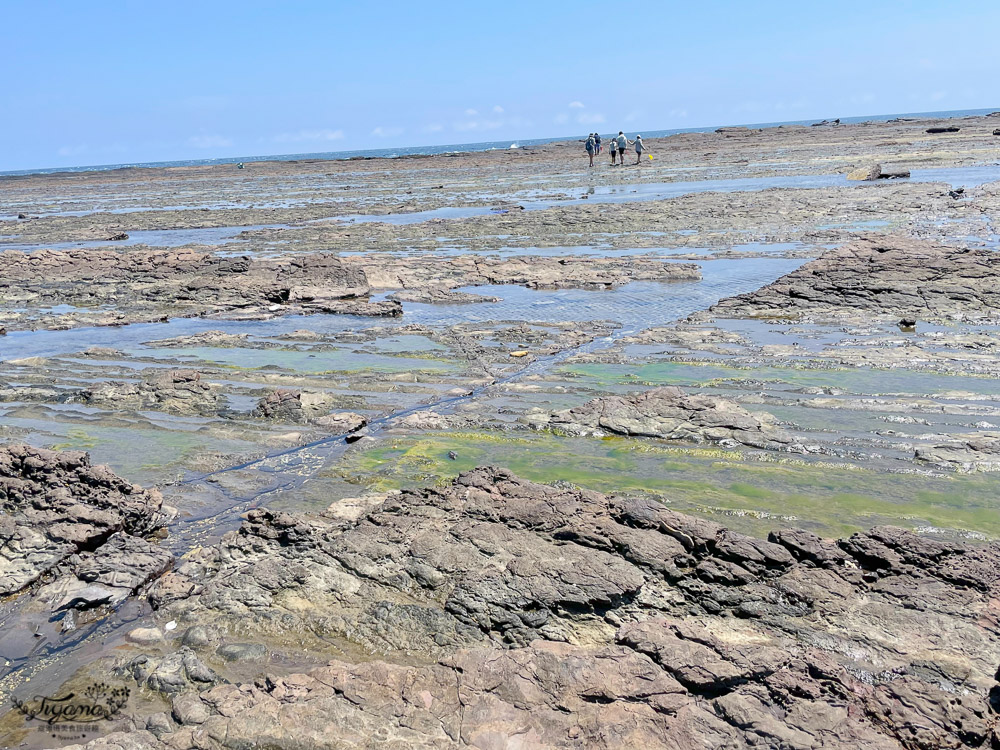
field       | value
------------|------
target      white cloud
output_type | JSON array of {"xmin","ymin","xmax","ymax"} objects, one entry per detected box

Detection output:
[
  {"xmin": 624, "ymin": 110, "xmax": 643, "ymax": 123},
  {"xmin": 371, "ymin": 126, "xmax": 403, "ymax": 137},
  {"xmin": 465, "ymin": 108, "xmax": 479, "ymax": 116},
  {"xmin": 272, "ymin": 129, "xmax": 344, "ymax": 144},
  {"xmin": 569, "ymin": 101, "xmax": 585, "ymax": 108},
  {"xmin": 187, "ymin": 134, "xmax": 233, "ymax": 149},
  {"xmin": 576, "ymin": 112, "xmax": 605, "ymax": 125},
  {"xmin": 668, "ymin": 108, "xmax": 688, "ymax": 118},
  {"xmin": 493, "ymin": 105, "xmax": 504, "ymax": 113},
  {"xmin": 554, "ymin": 113, "xmax": 569, "ymax": 125},
  {"xmin": 930, "ymin": 90, "xmax": 948, "ymax": 102},
  {"xmin": 423, "ymin": 123, "xmax": 444, "ymax": 133}
]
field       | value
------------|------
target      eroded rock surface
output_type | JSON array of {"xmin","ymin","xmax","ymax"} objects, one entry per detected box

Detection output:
[
  {"xmin": 83, "ymin": 369, "xmax": 221, "ymax": 415},
  {"xmin": 0, "ymin": 247, "xmax": 697, "ymax": 331},
  {"xmin": 85, "ymin": 467, "xmax": 1000, "ymax": 748},
  {"xmin": 713, "ymin": 236, "xmax": 1000, "ymax": 321},
  {"xmin": 388, "ymin": 287, "xmax": 502, "ymax": 304},
  {"xmin": 525, "ymin": 385, "xmax": 802, "ymax": 451},
  {"xmin": 352, "ymin": 253, "xmax": 700, "ymax": 291},
  {"xmin": 0, "ymin": 250, "xmax": 371, "ymax": 328},
  {"xmin": 915, "ymin": 434, "xmax": 1000, "ymax": 471},
  {"xmin": 251, "ymin": 388, "xmax": 338, "ymax": 422},
  {"xmin": 0, "ymin": 445, "xmax": 169, "ymax": 606}
]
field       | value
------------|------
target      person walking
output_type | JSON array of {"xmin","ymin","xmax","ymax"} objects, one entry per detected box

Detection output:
[
  {"xmin": 634, "ymin": 134, "xmax": 647, "ymax": 164},
  {"xmin": 609, "ymin": 136, "xmax": 618, "ymax": 165},
  {"xmin": 585, "ymin": 133, "xmax": 596, "ymax": 167},
  {"xmin": 594, "ymin": 132, "xmax": 602, "ymax": 155},
  {"xmin": 616, "ymin": 131, "xmax": 630, "ymax": 165}
]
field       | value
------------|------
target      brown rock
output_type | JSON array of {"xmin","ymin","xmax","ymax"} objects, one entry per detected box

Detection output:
[{"xmin": 712, "ymin": 236, "xmax": 1000, "ymax": 321}]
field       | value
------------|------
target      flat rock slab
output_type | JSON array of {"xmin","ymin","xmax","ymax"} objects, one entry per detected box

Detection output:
[
  {"xmin": 712, "ymin": 235, "xmax": 1000, "ymax": 321},
  {"xmin": 915, "ymin": 434, "xmax": 1000, "ymax": 471},
  {"xmin": 526, "ymin": 385, "xmax": 802, "ymax": 452}
]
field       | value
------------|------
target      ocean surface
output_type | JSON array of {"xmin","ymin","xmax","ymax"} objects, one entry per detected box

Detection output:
[{"xmin": 3, "ymin": 108, "xmax": 997, "ymax": 178}]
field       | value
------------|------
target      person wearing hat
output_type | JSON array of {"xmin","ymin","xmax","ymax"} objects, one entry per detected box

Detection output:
[
  {"xmin": 584, "ymin": 133, "xmax": 596, "ymax": 167},
  {"xmin": 633, "ymin": 134, "xmax": 647, "ymax": 164}
]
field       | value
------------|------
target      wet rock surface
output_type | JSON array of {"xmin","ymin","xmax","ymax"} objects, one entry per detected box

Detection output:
[
  {"xmin": 388, "ymin": 287, "xmax": 502, "ymax": 304},
  {"xmin": 83, "ymin": 369, "xmax": 221, "ymax": 415},
  {"xmin": 4, "ymin": 115, "xmax": 1000, "ymax": 748},
  {"xmin": 713, "ymin": 236, "xmax": 1000, "ymax": 321},
  {"xmin": 251, "ymin": 388, "xmax": 339, "ymax": 422},
  {"xmin": 0, "ymin": 249, "xmax": 372, "ymax": 329},
  {"xmin": 0, "ymin": 445, "xmax": 168, "ymax": 603},
  {"xmin": 350, "ymin": 253, "xmax": 701, "ymax": 291},
  {"xmin": 60, "ymin": 467, "xmax": 1000, "ymax": 748},
  {"xmin": 0, "ymin": 247, "xmax": 697, "ymax": 331},
  {"xmin": 526, "ymin": 385, "xmax": 803, "ymax": 451},
  {"xmin": 915, "ymin": 434, "xmax": 1000, "ymax": 471}
]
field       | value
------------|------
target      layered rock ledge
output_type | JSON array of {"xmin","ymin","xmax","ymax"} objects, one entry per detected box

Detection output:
[
  {"xmin": 85, "ymin": 466, "xmax": 1000, "ymax": 749},
  {"xmin": 524, "ymin": 385, "xmax": 803, "ymax": 451},
  {"xmin": 0, "ymin": 248, "xmax": 699, "ymax": 330},
  {"xmin": 712, "ymin": 236, "xmax": 1000, "ymax": 321},
  {"xmin": 0, "ymin": 445, "xmax": 169, "ymax": 610}
]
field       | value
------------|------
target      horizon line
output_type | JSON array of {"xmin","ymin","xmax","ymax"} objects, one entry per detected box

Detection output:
[{"xmin": 3, "ymin": 105, "xmax": 998, "ymax": 178}]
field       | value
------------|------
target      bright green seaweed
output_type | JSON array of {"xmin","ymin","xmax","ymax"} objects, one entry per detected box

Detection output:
[{"xmin": 341, "ymin": 430, "xmax": 1000, "ymax": 539}]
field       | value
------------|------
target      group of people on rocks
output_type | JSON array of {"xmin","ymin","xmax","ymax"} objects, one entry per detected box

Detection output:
[{"xmin": 584, "ymin": 131, "xmax": 648, "ymax": 167}]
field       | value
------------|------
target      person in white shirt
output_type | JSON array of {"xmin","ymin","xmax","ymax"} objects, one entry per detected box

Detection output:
[{"xmin": 615, "ymin": 131, "xmax": 631, "ymax": 165}]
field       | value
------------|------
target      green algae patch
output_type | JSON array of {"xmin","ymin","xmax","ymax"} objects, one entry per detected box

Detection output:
[
  {"xmin": 340, "ymin": 430, "xmax": 1000, "ymax": 539},
  {"xmin": 729, "ymin": 483, "xmax": 776, "ymax": 500},
  {"xmin": 20, "ymin": 417, "xmax": 266, "ymax": 486},
  {"xmin": 558, "ymin": 361, "xmax": 1000, "ymax": 397},
  {"xmin": 52, "ymin": 427, "xmax": 99, "ymax": 450}
]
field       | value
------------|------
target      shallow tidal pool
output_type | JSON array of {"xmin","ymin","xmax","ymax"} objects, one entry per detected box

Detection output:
[{"xmin": 337, "ymin": 429, "xmax": 1000, "ymax": 540}]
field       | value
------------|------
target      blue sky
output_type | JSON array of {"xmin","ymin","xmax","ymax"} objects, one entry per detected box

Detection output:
[{"xmin": 4, "ymin": 0, "xmax": 999, "ymax": 171}]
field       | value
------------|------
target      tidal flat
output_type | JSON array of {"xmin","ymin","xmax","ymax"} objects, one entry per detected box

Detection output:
[{"xmin": 4, "ymin": 114, "xmax": 1000, "ymax": 748}]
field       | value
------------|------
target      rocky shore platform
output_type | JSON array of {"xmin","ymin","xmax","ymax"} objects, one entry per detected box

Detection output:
[
  {"xmin": 10, "ymin": 464, "xmax": 1000, "ymax": 749},
  {"xmin": 4, "ymin": 113, "xmax": 1000, "ymax": 748}
]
